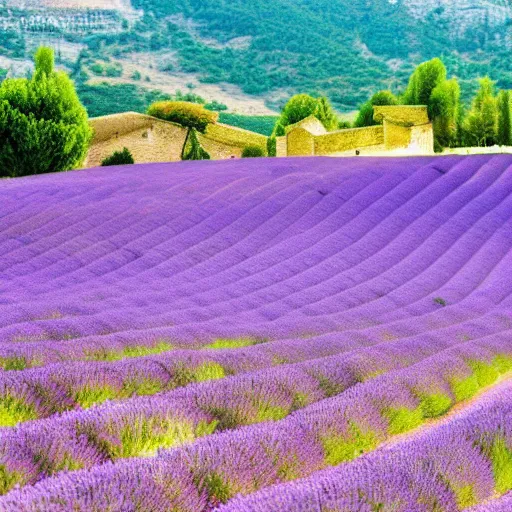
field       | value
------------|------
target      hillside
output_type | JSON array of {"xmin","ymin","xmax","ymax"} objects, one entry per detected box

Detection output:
[
  {"xmin": 0, "ymin": 0, "xmax": 511, "ymax": 115},
  {"xmin": 1, "ymin": 155, "xmax": 512, "ymax": 510}
]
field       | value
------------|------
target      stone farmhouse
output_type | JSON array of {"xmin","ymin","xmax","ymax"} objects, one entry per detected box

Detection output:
[
  {"xmin": 84, "ymin": 106, "xmax": 434, "ymax": 168},
  {"xmin": 276, "ymin": 106, "xmax": 434, "ymax": 157},
  {"xmin": 85, "ymin": 112, "xmax": 268, "ymax": 168}
]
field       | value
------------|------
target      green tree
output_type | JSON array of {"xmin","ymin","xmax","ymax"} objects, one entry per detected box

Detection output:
[
  {"xmin": 148, "ymin": 101, "xmax": 218, "ymax": 133},
  {"xmin": 429, "ymin": 78, "xmax": 461, "ymax": 148},
  {"xmin": 464, "ymin": 77, "xmax": 498, "ymax": 147},
  {"xmin": 182, "ymin": 128, "xmax": 211, "ymax": 160},
  {"xmin": 497, "ymin": 90, "xmax": 512, "ymax": 146},
  {"xmin": 277, "ymin": 94, "xmax": 338, "ymax": 131},
  {"xmin": 403, "ymin": 58, "xmax": 447, "ymax": 108},
  {"xmin": 314, "ymin": 96, "xmax": 339, "ymax": 131},
  {"xmin": 353, "ymin": 90, "xmax": 398, "ymax": 128},
  {"xmin": 0, "ymin": 47, "xmax": 92, "ymax": 178}
]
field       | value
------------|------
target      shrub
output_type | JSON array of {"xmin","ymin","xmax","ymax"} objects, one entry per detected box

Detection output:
[
  {"xmin": 0, "ymin": 47, "xmax": 92, "ymax": 178},
  {"xmin": 242, "ymin": 145, "xmax": 265, "ymax": 158},
  {"xmin": 148, "ymin": 101, "xmax": 218, "ymax": 133},
  {"xmin": 101, "ymin": 148, "xmax": 134, "ymax": 167},
  {"xmin": 205, "ymin": 100, "xmax": 228, "ymax": 111}
]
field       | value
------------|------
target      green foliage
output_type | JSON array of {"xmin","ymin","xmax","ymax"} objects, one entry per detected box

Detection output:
[
  {"xmin": 418, "ymin": 393, "xmax": 452, "ymax": 418},
  {"xmin": 0, "ymin": 47, "xmax": 92, "ymax": 178},
  {"xmin": 497, "ymin": 89, "xmax": 512, "ymax": 146},
  {"xmin": 403, "ymin": 58, "xmax": 447, "ymax": 107},
  {"xmin": 267, "ymin": 136, "xmax": 277, "ymax": 157},
  {"xmin": 101, "ymin": 147, "xmax": 135, "ymax": 167},
  {"xmin": 0, "ymin": 356, "xmax": 27, "ymax": 371},
  {"xmin": 450, "ymin": 373, "xmax": 480, "ymax": 402},
  {"xmin": 354, "ymin": 90, "xmax": 398, "ymax": 128},
  {"xmin": 491, "ymin": 437, "xmax": 512, "ymax": 494},
  {"xmin": 219, "ymin": 113, "xmax": 278, "ymax": 136},
  {"xmin": 463, "ymin": 77, "xmax": 499, "ymax": 147},
  {"xmin": 201, "ymin": 472, "xmax": 233, "ymax": 504},
  {"xmin": 74, "ymin": 385, "xmax": 117, "ymax": 408},
  {"xmin": 468, "ymin": 360, "xmax": 499, "ymax": 388},
  {"xmin": 383, "ymin": 407, "xmax": 423, "ymax": 435},
  {"xmin": 453, "ymin": 485, "xmax": 477, "ymax": 509},
  {"xmin": 277, "ymin": 94, "xmax": 339, "ymax": 132},
  {"xmin": 0, "ymin": 465, "xmax": 22, "ymax": 496},
  {"xmin": 242, "ymin": 145, "xmax": 265, "ymax": 158},
  {"xmin": 78, "ymin": 83, "xmax": 172, "ymax": 117},
  {"xmin": 430, "ymin": 78, "xmax": 461, "ymax": 147},
  {"xmin": 204, "ymin": 100, "xmax": 228, "ymax": 111},
  {"xmin": 34, "ymin": 47, "xmax": 54, "ymax": 78},
  {"xmin": 0, "ymin": 395, "xmax": 38, "ymax": 427},
  {"xmin": 182, "ymin": 128, "xmax": 211, "ymax": 160},
  {"xmin": 148, "ymin": 100, "xmax": 218, "ymax": 132},
  {"xmin": 433, "ymin": 297, "xmax": 447, "ymax": 307},
  {"xmin": 205, "ymin": 338, "xmax": 256, "ymax": 349},
  {"xmin": 192, "ymin": 362, "xmax": 226, "ymax": 382},
  {"xmin": 322, "ymin": 423, "xmax": 378, "ymax": 466}
]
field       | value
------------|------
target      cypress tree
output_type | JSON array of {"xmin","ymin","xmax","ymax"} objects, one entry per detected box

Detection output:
[
  {"xmin": 464, "ymin": 77, "xmax": 498, "ymax": 147},
  {"xmin": 497, "ymin": 90, "xmax": 512, "ymax": 146}
]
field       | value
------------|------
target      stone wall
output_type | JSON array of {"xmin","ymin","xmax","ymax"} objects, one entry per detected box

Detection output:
[
  {"xmin": 373, "ymin": 105, "xmax": 430, "ymax": 125},
  {"xmin": 315, "ymin": 126, "xmax": 384, "ymax": 155}
]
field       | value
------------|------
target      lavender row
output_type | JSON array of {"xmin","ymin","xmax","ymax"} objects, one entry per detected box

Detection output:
[
  {"xmin": 1, "ymin": 334, "xmax": 510, "ymax": 504},
  {"xmin": 1, "ymin": 306, "xmax": 506, "ymax": 424},
  {"xmin": 0, "ymin": 332, "xmax": 454, "ymax": 493},
  {"xmin": 1, "ymin": 280, "xmax": 509, "ymax": 371},
  {"xmin": 470, "ymin": 493, "xmax": 512, "ymax": 512},
  {"xmin": 0, "ymin": 156, "xmax": 442, "ymax": 314},
  {"xmin": 220, "ymin": 379, "xmax": 512, "ymax": 512},
  {"xmin": 0, "ymin": 330, "xmax": 370, "ymax": 424},
  {"xmin": 2, "ymin": 157, "xmax": 510, "ymax": 346}
]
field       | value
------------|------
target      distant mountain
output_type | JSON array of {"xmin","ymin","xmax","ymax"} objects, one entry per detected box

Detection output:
[{"xmin": 0, "ymin": 0, "xmax": 511, "ymax": 115}]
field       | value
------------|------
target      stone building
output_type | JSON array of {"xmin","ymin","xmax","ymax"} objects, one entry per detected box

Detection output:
[
  {"xmin": 85, "ymin": 112, "xmax": 268, "ymax": 168},
  {"xmin": 276, "ymin": 105, "xmax": 434, "ymax": 157}
]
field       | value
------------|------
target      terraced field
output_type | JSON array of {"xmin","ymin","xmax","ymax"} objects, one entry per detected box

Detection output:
[{"xmin": 0, "ymin": 155, "xmax": 511, "ymax": 511}]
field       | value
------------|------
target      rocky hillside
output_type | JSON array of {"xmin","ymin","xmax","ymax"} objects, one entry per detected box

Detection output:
[{"xmin": 0, "ymin": 0, "xmax": 510, "ymax": 115}]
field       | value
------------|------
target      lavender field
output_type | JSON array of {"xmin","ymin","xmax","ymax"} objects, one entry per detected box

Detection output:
[{"xmin": 0, "ymin": 155, "xmax": 512, "ymax": 511}]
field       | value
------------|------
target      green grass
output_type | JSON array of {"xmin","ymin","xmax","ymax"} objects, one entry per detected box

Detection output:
[
  {"xmin": 418, "ymin": 393, "xmax": 452, "ymax": 418},
  {"xmin": 0, "ymin": 465, "xmax": 22, "ymax": 495},
  {"xmin": 193, "ymin": 362, "xmax": 226, "ymax": 382},
  {"xmin": 491, "ymin": 437, "xmax": 512, "ymax": 494},
  {"xmin": 450, "ymin": 373, "xmax": 480, "ymax": 402},
  {"xmin": 322, "ymin": 423, "xmax": 379, "ymax": 466},
  {"xmin": 0, "ymin": 395, "xmax": 38, "ymax": 427},
  {"xmin": 74, "ymin": 385, "xmax": 118, "ymax": 408},
  {"xmin": 85, "ymin": 341, "xmax": 174, "ymax": 362},
  {"xmin": 205, "ymin": 338, "xmax": 259, "ymax": 350},
  {"xmin": 453, "ymin": 484, "xmax": 477, "ymax": 509},
  {"xmin": 383, "ymin": 406, "xmax": 423, "ymax": 435},
  {"xmin": 0, "ymin": 357, "xmax": 27, "ymax": 371}
]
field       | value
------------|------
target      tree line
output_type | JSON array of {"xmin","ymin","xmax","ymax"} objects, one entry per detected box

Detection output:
[{"xmin": 269, "ymin": 58, "xmax": 512, "ymax": 154}]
